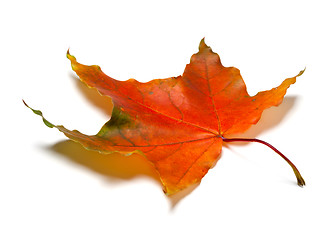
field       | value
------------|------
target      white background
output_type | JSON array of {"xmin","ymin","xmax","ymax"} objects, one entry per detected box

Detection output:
[{"xmin": 1, "ymin": 0, "xmax": 332, "ymax": 239}]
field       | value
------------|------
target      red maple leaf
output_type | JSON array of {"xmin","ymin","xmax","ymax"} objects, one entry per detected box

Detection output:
[{"xmin": 24, "ymin": 39, "xmax": 305, "ymax": 195}]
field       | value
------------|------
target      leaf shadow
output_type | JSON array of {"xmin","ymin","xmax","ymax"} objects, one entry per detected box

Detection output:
[
  {"xmin": 168, "ymin": 182, "xmax": 200, "ymax": 209},
  {"xmin": 226, "ymin": 96, "xmax": 298, "ymax": 142},
  {"xmin": 70, "ymin": 73, "xmax": 113, "ymax": 116},
  {"xmin": 48, "ymin": 140, "xmax": 200, "ymax": 209},
  {"xmin": 49, "ymin": 140, "xmax": 161, "ymax": 185}
]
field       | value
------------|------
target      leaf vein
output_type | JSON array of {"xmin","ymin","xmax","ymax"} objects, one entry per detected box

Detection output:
[
  {"xmin": 97, "ymin": 135, "xmax": 218, "ymax": 148},
  {"xmin": 204, "ymin": 59, "xmax": 222, "ymax": 135},
  {"xmin": 176, "ymin": 137, "xmax": 218, "ymax": 184}
]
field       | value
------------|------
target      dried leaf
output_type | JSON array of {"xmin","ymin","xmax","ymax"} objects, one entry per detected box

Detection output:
[{"xmin": 25, "ymin": 39, "xmax": 305, "ymax": 195}]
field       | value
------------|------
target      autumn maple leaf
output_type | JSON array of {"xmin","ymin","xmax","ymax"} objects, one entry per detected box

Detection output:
[{"xmin": 24, "ymin": 39, "xmax": 305, "ymax": 195}]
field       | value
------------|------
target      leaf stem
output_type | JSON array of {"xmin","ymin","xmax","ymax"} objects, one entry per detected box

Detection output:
[{"xmin": 221, "ymin": 136, "xmax": 305, "ymax": 187}]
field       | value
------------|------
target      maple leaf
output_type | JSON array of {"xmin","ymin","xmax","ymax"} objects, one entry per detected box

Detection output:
[{"xmin": 24, "ymin": 39, "xmax": 305, "ymax": 195}]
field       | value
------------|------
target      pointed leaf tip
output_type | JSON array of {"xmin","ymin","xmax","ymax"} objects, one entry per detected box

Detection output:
[
  {"xmin": 297, "ymin": 67, "xmax": 306, "ymax": 77},
  {"xmin": 66, "ymin": 49, "xmax": 76, "ymax": 62},
  {"xmin": 22, "ymin": 99, "xmax": 28, "ymax": 108},
  {"xmin": 199, "ymin": 38, "xmax": 212, "ymax": 53},
  {"xmin": 23, "ymin": 100, "xmax": 55, "ymax": 128}
]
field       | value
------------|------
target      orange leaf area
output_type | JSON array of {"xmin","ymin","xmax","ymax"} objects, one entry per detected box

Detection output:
[{"xmin": 25, "ymin": 39, "xmax": 304, "ymax": 195}]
